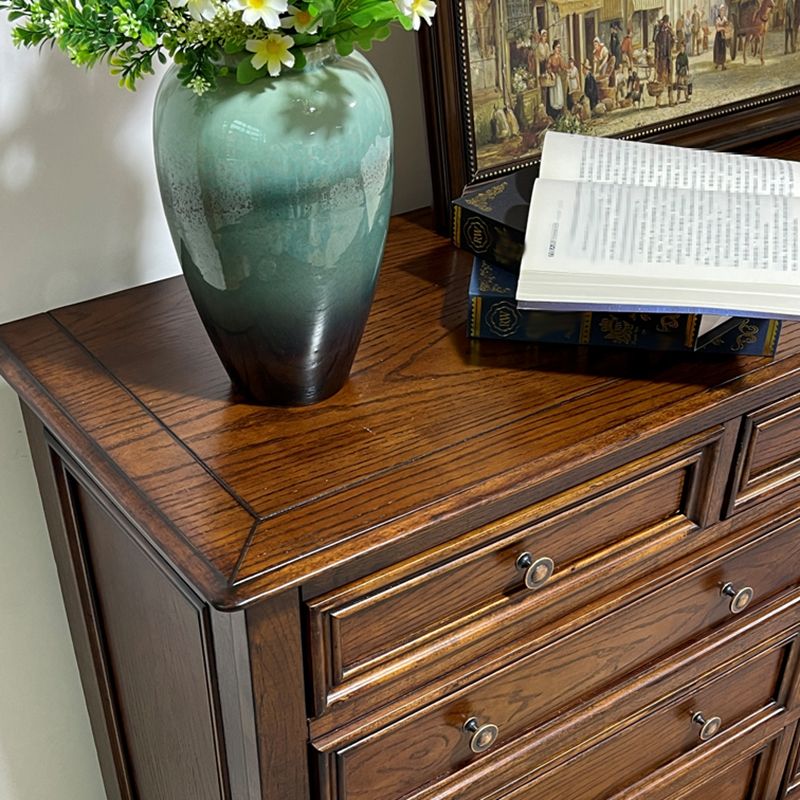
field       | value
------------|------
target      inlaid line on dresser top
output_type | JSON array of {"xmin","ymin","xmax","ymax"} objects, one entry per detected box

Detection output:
[
  {"xmin": 307, "ymin": 426, "xmax": 730, "ymax": 718},
  {"xmin": 315, "ymin": 511, "xmax": 800, "ymax": 800},
  {"xmin": 3, "ymin": 215, "xmax": 800, "ymax": 609}
]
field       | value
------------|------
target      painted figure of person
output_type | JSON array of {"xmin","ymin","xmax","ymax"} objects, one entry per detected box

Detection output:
[
  {"xmin": 583, "ymin": 59, "xmax": 599, "ymax": 109},
  {"xmin": 714, "ymin": 4, "xmax": 728, "ymax": 68},
  {"xmin": 676, "ymin": 14, "xmax": 686, "ymax": 47},
  {"xmin": 593, "ymin": 36, "xmax": 610, "ymax": 74},
  {"xmin": 536, "ymin": 29, "xmax": 551, "ymax": 76},
  {"xmin": 566, "ymin": 56, "xmax": 581, "ymax": 99},
  {"xmin": 691, "ymin": 4, "xmax": 703, "ymax": 54},
  {"xmin": 546, "ymin": 40, "xmax": 566, "ymax": 118},
  {"xmin": 609, "ymin": 22, "xmax": 623, "ymax": 68},
  {"xmin": 654, "ymin": 14, "xmax": 675, "ymax": 105},
  {"xmin": 786, "ymin": 0, "xmax": 797, "ymax": 52},
  {"xmin": 621, "ymin": 27, "xmax": 634, "ymax": 65},
  {"xmin": 675, "ymin": 42, "xmax": 691, "ymax": 101}
]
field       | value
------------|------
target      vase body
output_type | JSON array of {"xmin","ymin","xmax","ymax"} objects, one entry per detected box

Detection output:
[{"xmin": 153, "ymin": 46, "xmax": 393, "ymax": 405}]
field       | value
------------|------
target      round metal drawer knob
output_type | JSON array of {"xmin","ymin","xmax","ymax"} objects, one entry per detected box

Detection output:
[
  {"xmin": 721, "ymin": 582, "xmax": 754, "ymax": 614},
  {"xmin": 464, "ymin": 717, "xmax": 500, "ymax": 754},
  {"xmin": 692, "ymin": 712, "xmax": 723, "ymax": 741},
  {"xmin": 516, "ymin": 553, "xmax": 555, "ymax": 590}
]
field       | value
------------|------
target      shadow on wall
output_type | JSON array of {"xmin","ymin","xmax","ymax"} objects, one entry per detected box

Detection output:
[
  {"xmin": 366, "ymin": 34, "xmax": 433, "ymax": 214},
  {"xmin": 0, "ymin": 381, "xmax": 106, "ymax": 800},
  {"xmin": 0, "ymin": 25, "xmax": 178, "ymax": 324}
]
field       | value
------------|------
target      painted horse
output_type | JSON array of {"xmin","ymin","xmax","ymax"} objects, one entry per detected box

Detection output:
[{"xmin": 736, "ymin": 0, "xmax": 776, "ymax": 63}]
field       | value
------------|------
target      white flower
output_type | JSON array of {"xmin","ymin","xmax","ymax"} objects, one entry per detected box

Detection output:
[
  {"xmin": 229, "ymin": 0, "xmax": 288, "ymax": 28},
  {"xmin": 394, "ymin": 0, "xmax": 435, "ymax": 29},
  {"xmin": 280, "ymin": 5, "xmax": 319, "ymax": 33},
  {"xmin": 246, "ymin": 33, "xmax": 295, "ymax": 76},
  {"xmin": 169, "ymin": 0, "xmax": 219, "ymax": 21}
]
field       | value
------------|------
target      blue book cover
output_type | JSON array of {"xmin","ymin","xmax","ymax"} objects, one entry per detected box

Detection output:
[{"xmin": 468, "ymin": 259, "xmax": 781, "ymax": 356}]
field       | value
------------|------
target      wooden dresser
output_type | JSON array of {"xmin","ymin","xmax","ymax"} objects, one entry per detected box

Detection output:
[{"xmin": 3, "ymin": 210, "xmax": 800, "ymax": 800}]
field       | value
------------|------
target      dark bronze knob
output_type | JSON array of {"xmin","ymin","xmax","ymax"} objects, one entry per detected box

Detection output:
[
  {"xmin": 691, "ymin": 711, "xmax": 722, "ymax": 741},
  {"xmin": 464, "ymin": 717, "xmax": 499, "ymax": 754},
  {"xmin": 516, "ymin": 553, "xmax": 555, "ymax": 590},
  {"xmin": 721, "ymin": 582, "xmax": 754, "ymax": 614}
]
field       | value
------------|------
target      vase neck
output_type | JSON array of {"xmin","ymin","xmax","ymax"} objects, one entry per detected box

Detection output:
[{"xmin": 302, "ymin": 40, "xmax": 341, "ymax": 71}]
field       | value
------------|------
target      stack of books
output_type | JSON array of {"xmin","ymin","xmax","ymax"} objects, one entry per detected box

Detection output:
[{"xmin": 454, "ymin": 133, "xmax": 800, "ymax": 356}]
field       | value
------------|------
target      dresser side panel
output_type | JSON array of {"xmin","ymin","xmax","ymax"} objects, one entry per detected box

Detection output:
[{"xmin": 73, "ymin": 476, "xmax": 227, "ymax": 800}]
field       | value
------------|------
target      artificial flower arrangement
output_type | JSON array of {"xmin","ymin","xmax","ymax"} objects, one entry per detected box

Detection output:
[{"xmin": 0, "ymin": 0, "xmax": 435, "ymax": 93}]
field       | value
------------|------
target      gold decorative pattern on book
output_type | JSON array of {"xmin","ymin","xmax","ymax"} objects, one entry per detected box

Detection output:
[
  {"xmin": 479, "ymin": 262, "xmax": 512, "ymax": 295},
  {"xmin": 656, "ymin": 315, "xmax": 681, "ymax": 333},
  {"xmin": 464, "ymin": 182, "xmax": 508, "ymax": 213},
  {"xmin": 600, "ymin": 316, "xmax": 640, "ymax": 346},
  {"xmin": 732, "ymin": 320, "xmax": 760, "ymax": 352}
]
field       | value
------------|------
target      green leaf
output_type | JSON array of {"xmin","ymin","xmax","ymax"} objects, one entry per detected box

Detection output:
[
  {"xmin": 292, "ymin": 47, "xmax": 306, "ymax": 69},
  {"xmin": 140, "ymin": 26, "xmax": 156, "ymax": 46},
  {"xmin": 224, "ymin": 38, "xmax": 245, "ymax": 53},
  {"xmin": 104, "ymin": 32, "xmax": 117, "ymax": 46},
  {"xmin": 397, "ymin": 12, "xmax": 413, "ymax": 30},
  {"xmin": 136, "ymin": 3, "xmax": 148, "ymax": 15},
  {"xmin": 350, "ymin": 8, "xmax": 374, "ymax": 26},
  {"xmin": 334, "ymin": 34, "xmax": 354, "ymax": 56},
  {"xmin": 236, "ymin": 55, "xmax": 266, "ymax": 84}
]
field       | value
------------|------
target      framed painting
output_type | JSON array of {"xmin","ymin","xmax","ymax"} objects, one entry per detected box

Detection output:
[{"xmin": 418, "ymin": 0, "xmax": 800, "ymax": 228}]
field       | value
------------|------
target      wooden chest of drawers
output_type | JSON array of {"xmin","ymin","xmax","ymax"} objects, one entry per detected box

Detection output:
[{"xmin": 3, "ymin": 210, "xmax": 800, "ymax": 800}]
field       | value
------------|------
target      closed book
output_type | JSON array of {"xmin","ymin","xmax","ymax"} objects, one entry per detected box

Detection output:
[
  {"xmin": 452, "ymin": 168, "xmax": 534, "ymax": 272},
  {"xmin": 468, "ymin": 259, "xmax": 781, "ymax": 356}
]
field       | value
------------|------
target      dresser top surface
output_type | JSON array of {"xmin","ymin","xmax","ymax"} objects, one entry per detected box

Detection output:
[{"xmin": 2, "ymin": 211, "xmax": 800, "ymax": 607}]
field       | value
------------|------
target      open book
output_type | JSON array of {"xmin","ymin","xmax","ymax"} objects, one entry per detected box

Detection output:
[{"xmin": 517, "ymin": 133, "xmax": 800, "ymax": 329}]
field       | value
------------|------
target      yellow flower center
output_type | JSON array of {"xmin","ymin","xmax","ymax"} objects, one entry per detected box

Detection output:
[
  {"xmin": 296, "ymin": 9, "xmax": 311, "ymax": 23},
  {"xmin": 248, "ymin": 0, "xmax": 265, "ymax": 9},
  {"xmin": 265, "ymin": 38, "xmax": 284, "ymax": 55}
]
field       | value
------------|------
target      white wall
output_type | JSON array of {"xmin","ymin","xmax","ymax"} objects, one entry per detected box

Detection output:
[{"xmin": 0, "ymin": 23, "xmax": 431, "ymax": 800}]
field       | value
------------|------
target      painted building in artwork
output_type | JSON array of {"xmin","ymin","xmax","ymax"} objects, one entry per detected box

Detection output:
[{"xmin": 467, "ymin": 0, "xmax": 672, "ymax": 148}]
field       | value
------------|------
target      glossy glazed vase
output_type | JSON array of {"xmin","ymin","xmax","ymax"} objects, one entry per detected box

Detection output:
[{"xmin": 153, "ymin": 43, "xmax": 393, "ymax": 405}]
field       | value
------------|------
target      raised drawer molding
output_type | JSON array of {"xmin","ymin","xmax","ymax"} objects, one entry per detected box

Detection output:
[
  {"xmin": 729, "ymin": 394, "xmax": 800, "ymax": 516},
  {"xmin": 3, "ymin": 208, "xmax": 800, "ymax": 800}
]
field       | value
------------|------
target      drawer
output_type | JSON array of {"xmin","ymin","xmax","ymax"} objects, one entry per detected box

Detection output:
[
  {"xmin": 319, "ymin": 517, "xmax": 800, "ymax": 800},
  {"xmin": 728, "ymin": 394, "xmax": 800, "ymax": 516},
  {"xmin": 678, "ymin": 756, "xmax": 765, "ymax": 800},
  {"xmin": 308, "ymin": 429, "xmax": 728, "ymax": 718},
  {"xmin": 497, "ymin": 644, "xmax": 785, "ymax": 800}
]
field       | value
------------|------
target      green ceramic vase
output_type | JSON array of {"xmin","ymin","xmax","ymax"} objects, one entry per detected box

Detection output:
[{"xmin": 153, "ymin": 43, "xmax": 393, "ymax": 405}]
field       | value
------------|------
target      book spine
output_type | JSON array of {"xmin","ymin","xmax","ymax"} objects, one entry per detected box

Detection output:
[{"xmin": 452, "ymin": 206, "xmax": 525, "ymax": 273}]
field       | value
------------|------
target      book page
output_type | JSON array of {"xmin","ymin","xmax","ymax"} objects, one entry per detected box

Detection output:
[
  {"xmin": 540, "ymin": 132, "xmax": 800, "ymax": 197},
  {"xmin": 518, "ymin": 178, "xmax": 800, "ymax": 319}
]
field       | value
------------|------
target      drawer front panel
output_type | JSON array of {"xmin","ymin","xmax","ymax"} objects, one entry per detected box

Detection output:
[
  {"xmin": 496, "ymin": 646, "xmax": 783, "ymax": 800},
  {"xmin": 729, "ymin": 394, "xmax": 800, "ymax": 515},
  {"xmin": 331, "ymin": 519, "xmax": 800, "ymax": 800},
  {"xmin": 310, "ymin": 431, "xmax": 724, "ymax": 706},
  {"xmin": 677, "ymin": 757, "xmax": 757, "ymax": 800}
]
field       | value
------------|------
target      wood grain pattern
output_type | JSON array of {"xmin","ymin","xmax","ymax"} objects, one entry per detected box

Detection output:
[
  {"xmin": 246, "ymin": 593, "xmax": 310, "ymax": 800},
  {"xmin": 494, "ymin": 646, "xmax": 784, "ymax": 800},
  {"xmin": 74, "ymin": 477, "xmax": 226, "ymax": 800},
  {"xmin": 2, "ymin": 210, "xmax": 800, "ymax": 606},
  {"xmin": 306, "ymin": 428, "xmax": 722, "ymax": 711},
  {"xmin": 327, "ymin": 518, "xmax": 800, "ymax": 800},
  {"xmin": 729, "ymin": 394, "xmax": 800, "ymax": 516}
]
